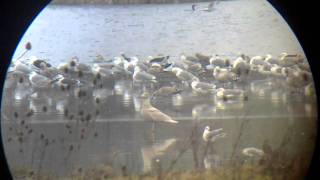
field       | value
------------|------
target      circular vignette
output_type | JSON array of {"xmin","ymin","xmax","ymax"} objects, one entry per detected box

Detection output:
[{"xmin": 0, "ymin": 0, "xmax": 51, "ymax": 179}]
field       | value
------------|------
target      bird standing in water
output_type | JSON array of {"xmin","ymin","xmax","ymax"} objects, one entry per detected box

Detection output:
[
  {"xmin": 202, "ymin": 126, "xmax": 226, "ymax": 142},
  {"xmin": 140, "ymin": 92, "xmax": 178, "ymax": 137}
]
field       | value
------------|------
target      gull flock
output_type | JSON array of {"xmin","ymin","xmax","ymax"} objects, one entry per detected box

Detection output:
[{"xmin": 6, "ymin": 51, "xmax": 315, "ymax": 154}]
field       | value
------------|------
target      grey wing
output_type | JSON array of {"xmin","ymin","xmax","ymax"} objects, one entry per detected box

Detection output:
[
  {"xmin": 146, "ymin": 107, "xmax": 173, "ymax": 123},
  {"xmin": 136, "ymin": 72, "xmax": 155, "ymax": 81},
  {"xmin": 207, "ymin": 128, "xmax": 223, "ymax": 138},
  {"xmin": 198, "ymin": 82, "xmax": 215, "ymax": 89}
]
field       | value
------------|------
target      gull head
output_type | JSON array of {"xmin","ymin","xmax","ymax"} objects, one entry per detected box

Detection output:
[{"xmin": 205, "ymin": 126, "xmax": 210, "ymax": 131}]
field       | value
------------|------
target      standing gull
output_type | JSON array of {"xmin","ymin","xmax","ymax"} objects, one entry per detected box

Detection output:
[
  {"xmin": 203, "ymin": 126, "xmax": 226, "ymax": 142},
  {"xmin": 140, "ymin": 92, "xmax": 178, "ymax": 133}
]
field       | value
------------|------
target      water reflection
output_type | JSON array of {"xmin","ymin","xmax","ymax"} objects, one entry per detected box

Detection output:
[{"xmin": 141, "ymin": 138, "xmax": 177, "ymax": 173}]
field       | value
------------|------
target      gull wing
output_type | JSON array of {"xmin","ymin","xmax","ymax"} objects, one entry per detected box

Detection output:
[
  {"xmin": 145, "ymin": 107, "xmax": 177, "ymax": 123},
  {"xmin": 136, "ymin": 71, "xmax": 156, "ymax": 81}
]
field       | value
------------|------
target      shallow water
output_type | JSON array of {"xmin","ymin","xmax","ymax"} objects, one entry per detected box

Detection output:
[{"xmin": 2, "ymin": 0, "xmax": 318, "ymax": 179}]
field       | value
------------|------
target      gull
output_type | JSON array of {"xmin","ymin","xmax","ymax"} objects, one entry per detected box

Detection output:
[
  {"xmin": 123, "ymin": 57, "xmax": 139, "ymax": 74},
  {"xmin": 264, "ymin": 54, "xmax": 279, "ymax": 65},
  {"xmin": 28, "ymin": 71, "xmax": 54, "ymax": 90},
  {"xmin": 92, "ymin": 63, "xmax": 114, "ymax": 78},
  {"xmin": 216, "ymin": 88, "xmax": 248, "ymax": 101},
  {"xmin": 250, "ymin": 56, "xmax": 266, "ymax": 66},
  {"xmin": 53, "ymin": 74, "xmax": 81, "ymax": 90},
  {"xmin": 279, "ymin": 52, "xmax": 304, "ymax": 67},
  {"xmin": 183, "ymin": 62, "xmax": 204, "ymax": 74},
  {"xmin": 191, "ymin": 81, "xmax": 216, "ymax": 95},
  {"xmin": 180, "ymin": 54, "xmax": 199, "ymax": 63},
  {"xmin": 242, "ymin": 147, "xmax": 265, "ymax": 157},
  {"xmin": 148, "ymin": 63, "xmax": 163, "ymax": 74},
  {"xmin": 195, "ymin": 52, "xmax": 211, "ymax": 66},
  {"xmin": 12, "ymin": 60, "xmax": 37, "ymax": 75},
  {"xmin": 152, "ymin": 86, "xmax": 182, "ymax": 98},
  {"xmin": 171, "ymin": 67, "xmax": 199, "ymax": 85},
  {"xmin": 232, "ymin": 57, "xmax": 250, "ymax": 76},
  {"xmin": 27, "ymin": 56, "xmax": 52, "ymax": 69},
  {"xmin": 203, "ymin": 126, "xmax": 226, "ymax": 142},
  {"xmin": 210, "ymin": 54, "xmax": 230, "ymax": 68},
  {"xmin": 213, "ymin": 67, "xmax": 237, "ymax": 83},
  {"xmin": 140, "ymin": 92, "xmax": 178, "ymax": 132},
  {"xmin": 148, "ymin": 55, "xmax": 170, "ymax": 64},
  {"xmin": 133, "ymin": 66, "xmax": 157, "ymax": 84}
]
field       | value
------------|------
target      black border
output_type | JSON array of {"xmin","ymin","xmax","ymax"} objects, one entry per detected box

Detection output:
[{"xmin": 0, "ymin": 0, "xmax": 319, "ymax": 179}]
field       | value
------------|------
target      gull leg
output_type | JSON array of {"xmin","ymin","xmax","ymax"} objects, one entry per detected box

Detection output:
[{"xmin": 151, "ymin": 122, "xmax": 155, "ymax": 143}]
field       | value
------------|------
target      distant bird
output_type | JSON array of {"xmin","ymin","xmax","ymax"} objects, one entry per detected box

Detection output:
[
  {"xmin": 216, "ymin": 88, "xmax": 248, "ymax": 101},
  {"xmin": 171, "ymin": 67, "xmax": 199, "ymax": 84},
  {"xmin": 53, "ymin": 74, "xmax": 81, "ymax": 90},
  {"xmin": 213, "ymin": 67, "xmax": 238, "ymax": 83},
  {"xmin": 133, "ymin": 66, "xmax": 157, "ymax": 84},
  {"xmin": 279, "ymin": 52, "xmax": 304, "ymax": 67},
  {"xmin": 195, "ymin": 52, "xmax": 211, "ymax": 66},
  {"xmin": 191, "ymin": 81, "xmax": 216, "ymax": 94},
  {"xmin": 232, "ymin": 57, "xmax": 250, "ymax": 77},
  {"xmin": 152, "ymin": 86, "xmax": 182, "ymax": 98},
  {"xmin": 148, "ymin": 63, "xmax": 163, "ymax": 74},
  {"xmin": 181, "ymin": 54, "xmax": 199, "ymax": 63},
  {"xmin": 242, "ymin": 147, "xmax": 265, "ymax": 157},
  {"xmin": 148, "ymin": 55, "xmax": 170, "ymax": 64},
  {"xmin": 210, "ymin": 54, "xmax": 230, "ymax": 68},
  {"xmin": 28, "ymin": 71, "xmax": 54, "ymax": 89},
  {"xmin": 250, "ymin": 56, "xmax": 266, "ymax": 66},
  {"xmin": 12, "ymin": 60, "xmax": 35, "ymax": 75},
  {"xmin": 202, "ymin": 126, "xmax": 226, "ymax": 142},
  {"xmin": 27, "ymin": 56, "xmax": 52, "ymax": 69},
  {"xmin": 140, "ymin": 92, "xmax": 178, "ymax": 132},
  {"xmin": 92, "ymin": 63, "xmax": 114, "ymax": 78}
]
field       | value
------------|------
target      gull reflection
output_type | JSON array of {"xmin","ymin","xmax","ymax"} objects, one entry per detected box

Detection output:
[
  {"xmin": 215, "ymin": 100, "xmax": 244, "ymax": 110},
  {"xmin": 122, "ymin": 90, "xmax": 133, "ymax": 108},
  {"xmin": 270, "ymin": 91, "xmax": 281, "ymax": 106},
  {"xmin": 172, "ymin": 94, "xmax": 184, "ymax": 108},
  {"xmin": 204, "ymin": 154, "xmax": 221, "ymax": 169},
  {"xmin": 141, "ymin": 138, "xmax": 177, "ymax": 173},
  {"xmin": 192, "ymin": 104, "xmax": 216, "ymax": 120},
  {"xmin": 114, "ymin": 81, "xmax": 126, "ymax": 95}
]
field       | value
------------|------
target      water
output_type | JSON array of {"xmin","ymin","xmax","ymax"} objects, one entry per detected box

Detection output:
[
  {"xmin": 2, "ymin": 0, "xmax": 318, "ymax": 179},
  {"xmin": 13, "ymin": 0, "xmax": 302, "ymax": 65}
]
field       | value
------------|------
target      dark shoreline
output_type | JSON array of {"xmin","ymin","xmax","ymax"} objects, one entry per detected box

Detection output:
[{"xmin": 50, "ymin": 0, "xmax": 213, "ymax": 5}]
